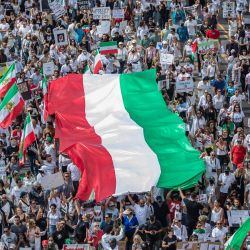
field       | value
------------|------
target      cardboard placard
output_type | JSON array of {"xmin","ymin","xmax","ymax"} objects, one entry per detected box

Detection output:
[
  {"xmin": 112, "ymin": 9, "xmax": 124, "ymax": 19},
  {"xmin": 43, "ymin": 62, "xmax": 55, "ymax": 76},
  {"xmin": 119, "ymin": 20, "xmax": 127, "ymax": 33},
  {"xmin": 160, "ymin": 53, "xmax": 174, "ymax": 64},
  {"xmin": 40, "ymin": 172, "xmax": 65, "ymax": 190},
  {"xmin": 93, "ymin": 7, "xmax": 111, "ymax": 20},
  {"xmin": 78, "ymin": 0, "xmax": 90, "ymax": 10},
  {"xmin": 63, "ymin": 244, "xmax": 90, "ymax": 250},
  {"xmin": 17, "ymin": 81, "xmax": 31, "ymax": 100},
  {"xmin": 48, "ymin": 0, "xmax": 65, "ymax": 19},
  {"xmin": 176, "ymin": 79, "xmax": 194, "ymax": 93},
  {"xmin": 97, "ymin": 21, "xmax": 111, "ymax": 35},
  {"xmin": 53, "ymin": 29, "xmax": 68, "ymax": 46},
  {"xmin": 222, "ymin": 1, "xmax": 236, "ymax": 18},
  {"xmin": 227, "ymin": 210, "xmax": 249, "ymax": 227}
]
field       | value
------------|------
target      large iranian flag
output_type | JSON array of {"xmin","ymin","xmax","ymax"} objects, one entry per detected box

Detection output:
[
  {"xmin": 47, "ymin": 70, "xmax": 204, "ymax": 201},
  {"xmin": 0, "ymin": 84, "xmax": 24, "ymax": 128},
  {"xmin": 19, "ymin": 113, "xmax": 36, "ymax": 164},
  {"xmin": 0, "ymin": 63, "xmax": 16, "ymax": 98}
]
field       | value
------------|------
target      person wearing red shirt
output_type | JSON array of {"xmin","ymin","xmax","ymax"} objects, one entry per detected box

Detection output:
[
  {"xmin": 166, "ymin": 191, "xmax": 182, "ymax": 222},
  {"xmin": 88, "ymin": 223, "xmax": 104, "ymax": 250},
  {"xmin": 231, "ymin": 139, "xmax": 247, "ymax": 170},
  {"xmin": 206, "ymin": 25, "xmax": 220, "ymax": 40}
]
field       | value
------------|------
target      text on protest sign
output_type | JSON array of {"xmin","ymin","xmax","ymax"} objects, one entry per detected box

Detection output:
[
  {"xmin": 112, "ymin": 9, "xmax": 124, "ymax": 19},
  {"xmin": 40, "ymin": 172, "xmax": 65, "ymax": 190},
  {"xmin": 48, "ymin": 0, "xmax": 65, "ymax": 19},
  {"xmin": 176, "ymin": 79, "xmax": 194, "ymax": 93},
  {"xmin": 222, "ymin": 1, "xmax": 236, "ymax": 18},
  {"xmin": 63, "ymin": 244, "xmax": 90, "ymax": 250},
  {"xmin": 160, "ymin": 53, "xmax": 174, "ymax": 64},
  {"xmin": 93, "ymin": 7, "xmax": 111, "ymax": 20},
  {"xmin": 78, "ymin": 0, "xmax": 90, "ymax": 9},
  {"xmin": 198, "ymin": 39, "xmax": 219, "ymax": 54},
  {"xmin": 43, "ymin": 62, "xmax": 55, "ymax": 76},
  {"xmin": 227, "ymin": 210, "xmax": 249, "ymax": 227}
]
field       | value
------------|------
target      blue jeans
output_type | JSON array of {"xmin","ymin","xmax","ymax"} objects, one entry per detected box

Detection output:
[{"xmin": 49, "ymin": 225, "xmax": 57, "ymax": 235}]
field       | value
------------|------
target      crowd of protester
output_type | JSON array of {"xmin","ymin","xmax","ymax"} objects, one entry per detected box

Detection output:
[{"xmin": 0, "ymin": 0, "xmax": 249, "ymax": 249}]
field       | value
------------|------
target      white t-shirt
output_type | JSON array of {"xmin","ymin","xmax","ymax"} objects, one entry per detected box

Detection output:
[
  {"xmin": 67, "ymin": 163, "xmax": 81, "ymax": 181},
  {"xmin": 218, "ymin": 173, "xmax": 235, "ymax": 193},
  {"xmin": 204, "ymin": 156, "xmax": 220, "ymax": 178},
  {"xmin": 134, "ymin": 204, "xmax": 150, "ymax": 225},
  {"xmin": 184, "ymin": 20, "xmax": 197, "ymax": 36},
  {"xmin": 212, "ymin": 227, "xmax": 228, "ymax": 243}
]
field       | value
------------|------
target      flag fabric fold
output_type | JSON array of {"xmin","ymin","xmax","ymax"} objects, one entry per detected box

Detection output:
[
  {"xmin": 0, "ymin": 83, "xmax": 24, "ymax": 128},
  {"xmin": 18, "ymin": 113, "xmax": 36, "ymax": 164},
  {"xmin": 0, "ymin": 63, "xmax": 16, "ymax": 98},
  {"xmin": 225, "ymin": 217, "xmax": 250, "ymax": 250},
  {"xmin": 93, "ymin": 51, "xmax": 103, "ymax": 74},
  {"xmin": 47, "ymin": 70, "xmax": 205, "ymax": 201}
]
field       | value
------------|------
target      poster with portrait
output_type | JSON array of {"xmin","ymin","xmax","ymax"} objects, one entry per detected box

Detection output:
[
  {"xmin": 222, "ymin": 1, "xmax": 236, "ymax": 18},
  {"xmin": 53, "ymin": 29, "xmax": 68, "ymax": 46},
  {"xmin": 17, "ymin": 81, "xmax": 31, "ymax": 101}
]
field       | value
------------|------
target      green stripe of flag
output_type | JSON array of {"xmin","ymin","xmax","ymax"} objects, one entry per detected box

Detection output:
[
  {"xmin": 0, "ymin": 84, "xmax": 18, "ymax": 108},
  {"xmin": 120, "ymin": 69, "xmax": 205, "ymax": 189},
  {"xmin": 99, "ymin": 41, "xmax": 117, "ymax": 47}
]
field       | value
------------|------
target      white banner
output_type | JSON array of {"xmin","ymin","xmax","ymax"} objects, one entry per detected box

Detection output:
[
  {"xmin": 160, "ymin": 53, "xmax": 174, "ymax": 64},
  {"xmin": 53, "ymin": 29, "xmax": 68, "ymax": 46},
  {"xmin": 48, "ymin": 0, "xmax": 65, "ymax": 19},
  {"xmin": 93, "ymin": 7, "xmax": 111, "ymax": 20},
  {"xmin": 176, "ymin": 79, "xmax": 194, "ymax": 93},
  {"xmin": 40, "ymin": 172, "xmax": 65, "ymax": 190},
  {"xmin": 63, "ymin": 244, "xmax": 90, "ymax": 250},
  {"xmin": 43, "ymin": 62, "xmax": 55, "ymax": 76},
  {"xmin": 112, "ymin": 9, "xmax": 124, "ymax": 19}
]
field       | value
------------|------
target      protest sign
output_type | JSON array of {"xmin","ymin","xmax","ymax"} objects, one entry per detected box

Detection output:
[
  {"xmin": 244, "ymin": 14, "xmax": 250, "ymax": 24},
  {"xmin": 97, "ymin": 21, "xmax": 111, "ymax": 35},
  {"xmin": 17, "ymin": 81, "xmax": 31, "ymax": 100},
  {"xmin": 176, "ymin": 79, "xmax": 194, "ymax": 93},
  {"xmin": 20, "ymin": 248, "xmax": 32, "ymax": 250},
  {"xmin": 196, "ymin": 194, "xmax": 207, "ymax": 203},
  {"xmin": 40, "ymin": 172, "xmax": 65, "ymax": 190},
  {"xmin": 78, "ymin": 0, "xmax": 90, "ymax": 9},
  {"xmin": 119, "ymin": 20, "xmax": 127, "ymax": 33},
  {"xmin": 112, "ymin": 9, "xmax": 124, "ymax": 19},
  {"xmin": 160, "ymin": 53, "xmax": 174, "ymax": 64},
  {"xmin": 222, "ymin": 1, "xmax": 236, "ymax": 18},
  {"xmin": 142, "ymin": 0, "xmax": 160, "ymax": 7},
  {"xmin": 227, "ymin": 210, "xmax": 249, "ymax": 227},
  {"xmin": 183, "ymin": 5, "xmax": 196, "ymax": 16},
  {"xmin": 53, "ymin": 29, "xmax": 68, "ymax": 46},
  {"xmin": 177, "ymin": 241, "xmax": 198, "ymax": 250},
  {"xmin": 198, "ymin": 39, "xmax": 219, "ymax": 54},
  {"xmin": 48, "ymin": 0, "xmax": 65, "ymax": 19},
  {"xmin": 43, "ymin": 62, "xmax": 55, "ymax": 76},
  {"xmin": 93, "ymin": 7, "xmax": 111, "ymax": 20},
  {"xmin": 63, "ymin": 244, "xmax": 90, "ymax": 250}
]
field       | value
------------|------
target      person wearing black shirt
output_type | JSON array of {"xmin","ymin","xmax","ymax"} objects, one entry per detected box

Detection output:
[
  {"xmin": 6, "ymin": 138, "xmax": 18, "ymax": 160},
  {"xmin": 53, "ymin": 221, "xmax": 69, "ymax": 249},
  {"xmin": 74, "ymin": 215, "xmax": 89, "ymax": 243},
  {"xmin": 144, "ymin": 215, "xmax": 162, "ymax": 250},
  {"xmin": 151, "ymin": 195, "xmax": 170, "ymax": 227},
  {"xmin": 162, "ymin": 228, "xmax": 177, "ymax": 250},
  {"xmin": 226, "ymin": 36, "xmax": 239, "ymax": 56},
  {"xmin": 178, "ymin": 189, "xmax": 203, "ymax": 237}
]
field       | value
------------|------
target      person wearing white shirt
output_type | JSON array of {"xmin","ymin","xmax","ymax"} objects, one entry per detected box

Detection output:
[
  {"xmin": 213, "ymin": 90, "xmax": 225, "ymax": 111},
  {"xmin": 128, "ymin": 195, "xmax": 150, "ymax": 225},
  {"xmin": 171, "ymin": 219, "xmax": 188, "ymax": 241},
  {"xmin": 101, "ymin": 226, "xmax": 124, "ymax": 250},
  {"xmin": 218, "ymin": 168, "xmax": 235, "ymax": 204},
  {"xmin": 67, "ymin": 163, "xmax": 81, "ymax": 193},
  {"xmin": 211, "ymin": 221, "xmax": 228, "ymax": 243},
  {"xmin": 184, "ymin": 16, "xmax": 197, "ymax": 39},
  {"xmin": 203, "ymin": 152, "xmax": 220, "ymax": 183},
  {"xmin": 229, "ymin": 89, "xmax": 245, "ymax": 108},
  {"xmin": 197, "ymin": 77, "xmax": 212, "ymax": 98},
  {"xmin": 77, "ymin": 50, "xmax": 90, "ymax": 65}
]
